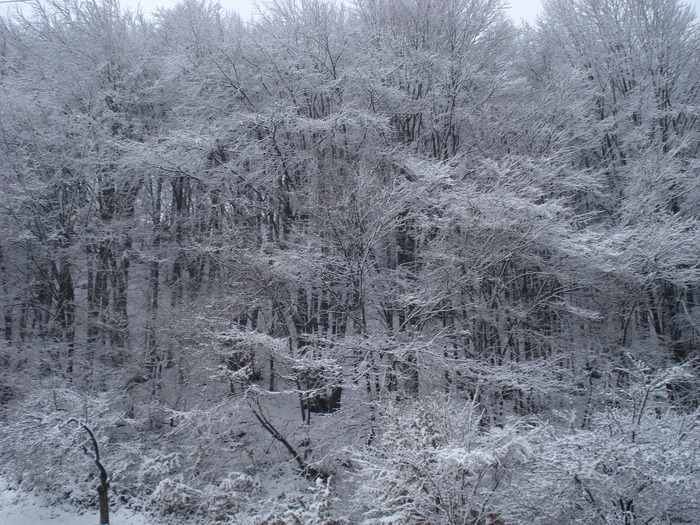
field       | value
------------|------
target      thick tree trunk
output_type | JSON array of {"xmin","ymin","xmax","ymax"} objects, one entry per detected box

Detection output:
[{"xmin": 98, "ymin": 479, "xmax": 110, "ymax": 525}]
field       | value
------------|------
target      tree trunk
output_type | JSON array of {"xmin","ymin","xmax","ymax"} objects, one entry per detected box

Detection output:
[{"xmin": 98, "ymin": 480, "xmax": 110, "ymax": 525}]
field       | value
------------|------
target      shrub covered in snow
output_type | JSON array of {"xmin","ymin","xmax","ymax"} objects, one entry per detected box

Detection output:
[
  {"xmin": 510, "ymin": 407, "xmax": 700, "ymax": 523},
  {"xmin": 353, "ymin": 397, "xmax": 529, "ymax": 524}
]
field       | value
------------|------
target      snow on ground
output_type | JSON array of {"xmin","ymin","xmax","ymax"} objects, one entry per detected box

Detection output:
[{"xmin": 0, "ymin": 479, "xmax": 155, "ymax": 525}]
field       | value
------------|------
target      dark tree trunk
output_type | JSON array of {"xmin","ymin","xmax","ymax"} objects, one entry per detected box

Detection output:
[
  {"xmin": 68, "ymin": 420, "xmax": 110, "ymax": 525},
  {"xmin": 98, "ymin": 479, "xmax": 110, "ymax": 525}
]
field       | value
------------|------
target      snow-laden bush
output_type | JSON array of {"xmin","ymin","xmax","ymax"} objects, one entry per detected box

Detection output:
[
  {"xmin": 150, "ymin": 477, "xmax": 204, "ymax": 515},
  {"xmin": 246, "ymin": 476, "xmax": 348, "ymax": 525},
  {"xmin": 206, "ymin": 473, "xmax": 261, "ymax": 522},
  {"xmin": 137, "ymin": 452, "xmax": 184, "ymax": 487},
  {"xmin": 511, "ymin": 406, "xmax": 700, "ymax": 523},
  {"xmin": 353, "ymin": 397, "xmax": 530, "ymax": 524}
]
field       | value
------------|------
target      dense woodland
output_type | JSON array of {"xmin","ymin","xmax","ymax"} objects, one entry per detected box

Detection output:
[{"xmin": 1, "ymin": 0, "xmax": 700, "ymax": 523}]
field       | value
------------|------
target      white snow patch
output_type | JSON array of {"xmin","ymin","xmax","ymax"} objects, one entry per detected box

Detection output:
[{"xmin": 0, "ymin": 479, "xmax": 155, "ymax": 525}]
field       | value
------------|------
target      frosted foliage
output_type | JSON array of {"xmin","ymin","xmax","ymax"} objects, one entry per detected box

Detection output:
[
  {"xmin": 511, "ymin": 408, "xmax": 700, "ymax": 524},
  {"xmin": 354, "ymin": 398, "xmax": 528, "ymax": 524},
  {"xmin": 249, "ymin": 477, "xmax": 347, "ymax": 525},
  {"xmin": 150, "ymin": 478, "xmax": 203, "ymax": 515}
]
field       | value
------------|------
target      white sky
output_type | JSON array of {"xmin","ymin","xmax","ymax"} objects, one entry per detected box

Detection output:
[
  {"xmin": 1, "ymin": 0, "xmax": 699, "ymax": 26},
  {"xmin": 122, "ymin": 0, "xmax": 700, "ymax": 24},
  {"xmin": 126, "ymin": 0, "xmax": 546, "ymax": 23}
]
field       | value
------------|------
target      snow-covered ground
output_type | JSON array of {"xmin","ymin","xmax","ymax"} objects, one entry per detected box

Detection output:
[{"xmin": 0, "ymin": 479, "xmax": 155, "ymax": 525}]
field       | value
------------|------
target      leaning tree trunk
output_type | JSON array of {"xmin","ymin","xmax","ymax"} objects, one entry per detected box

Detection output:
[{"xmin": 68, "ymin": 419, "xmax": 110, "ymax": 525}]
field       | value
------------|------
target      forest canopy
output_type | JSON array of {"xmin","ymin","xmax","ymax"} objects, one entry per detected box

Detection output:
[{"xmin": 1, "ymin": 0, "xmax": 699, "ymax": 523}]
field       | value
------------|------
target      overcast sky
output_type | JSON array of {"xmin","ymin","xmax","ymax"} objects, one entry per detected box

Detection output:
[
  {"xmin": 1, "ymin": 0, "xmax": 699, "ymax": 26},
  {"xmin": 0, "ymin": 0, "xmax": 700, "ymax": 22},
  {"xmin": 122, "ymin": 0, "xmax": 700, "ymax": 24},
  {"xmin": 124, "ymin": 0, "xmax": 545, "ymax": 23}
]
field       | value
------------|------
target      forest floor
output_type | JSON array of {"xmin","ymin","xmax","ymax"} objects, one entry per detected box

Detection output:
[{"xmin": 0, "ymin": 478, "xmax": 156, "ymax": 525}]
